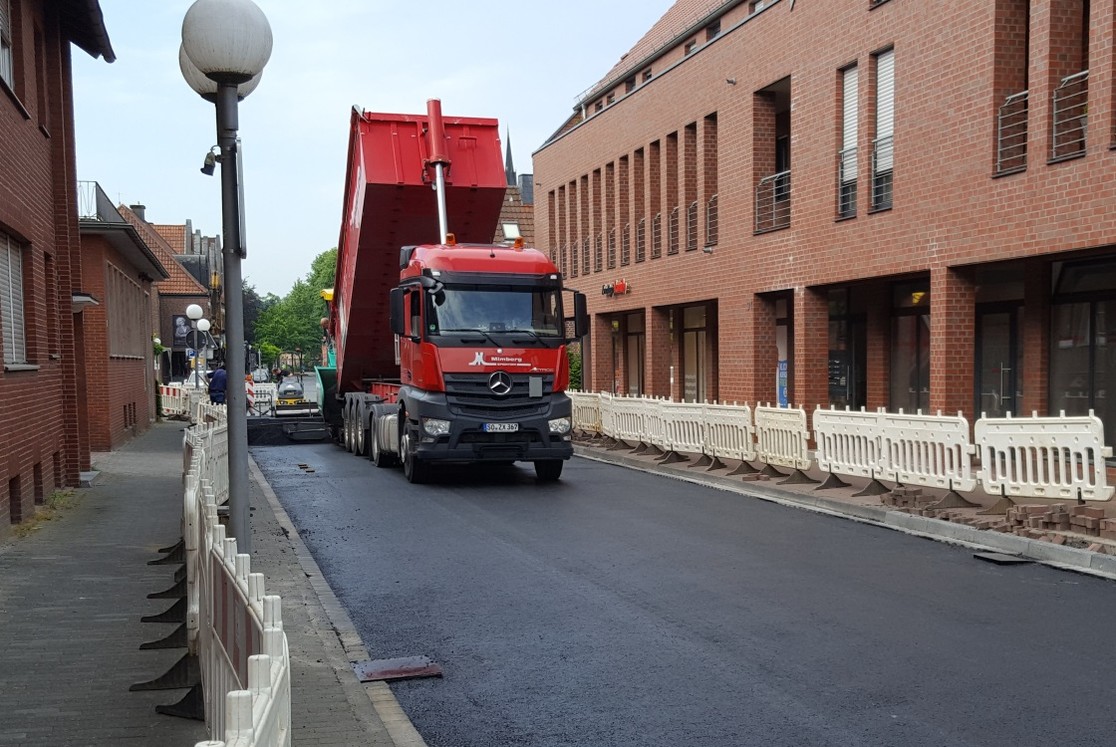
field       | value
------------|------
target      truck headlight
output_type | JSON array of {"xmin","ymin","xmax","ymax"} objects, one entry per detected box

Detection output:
[
  {"xmin": 548, "ymin": 417, "xmax": 571, "ymax": 435},
  {"xmin": 422, "ymin": 418, "xmax": 451, "ymax": 436}
]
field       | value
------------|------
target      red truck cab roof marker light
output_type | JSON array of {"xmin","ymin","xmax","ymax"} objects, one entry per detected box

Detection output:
[
  {"xmin": 513, "ymin": 237, "xmax": 525, "ymax": 250},
  {"xmin": 445, "ymin": 233, "xmax": 457, "ymax": 246}
]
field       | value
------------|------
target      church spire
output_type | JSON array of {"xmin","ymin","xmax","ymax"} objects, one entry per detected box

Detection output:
[{"xmin": 504, "ymin": 128, "xmax": 516, "ymax": 186}]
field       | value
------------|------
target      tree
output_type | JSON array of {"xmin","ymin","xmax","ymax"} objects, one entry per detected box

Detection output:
[{"xmin": 251, "ymin": 248, "xmax": 337, "ymax": 367}]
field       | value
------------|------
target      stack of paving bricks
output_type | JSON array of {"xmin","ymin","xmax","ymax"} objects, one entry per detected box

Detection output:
[{"xmin": 882, "ymin": 486, "xmax": 931, "ymax": 510}]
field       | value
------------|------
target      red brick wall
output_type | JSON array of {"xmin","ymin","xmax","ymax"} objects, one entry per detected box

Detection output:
[
  {"xmin": 535, "ymin": 0, "xmax": 1116, "ymax": 424},
  {"xmin": 0, "ymin": 7, "xmax": 83, "ymax": 534}
]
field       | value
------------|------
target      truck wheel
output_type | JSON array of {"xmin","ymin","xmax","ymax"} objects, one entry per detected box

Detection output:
[
  {"xmin": 400, "ymin": 428, "xmax": 429, "ymax": 484},
  {"xmin": 354, "ymin": 409, "xmax": 367, "ymax": 456},
  {"xmin": 534, "ymin": 460, "xmax": 563, "ymax": 482},
  {"xmin": 343, "ymin": 409, "xmax": 353, "ymax": 452},
  {"xmin": 370, "ymin": 422, "xmax": 393, "ymax": 468}
]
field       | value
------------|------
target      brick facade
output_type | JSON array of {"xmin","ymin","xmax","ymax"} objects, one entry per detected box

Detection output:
[
  {"xmin": 535, "ymin": 0, "xmax": 1116, "ymax": 444},
  {"xmin": 0, "ymin": 2, "xmax": 113, "ymax": 535}
]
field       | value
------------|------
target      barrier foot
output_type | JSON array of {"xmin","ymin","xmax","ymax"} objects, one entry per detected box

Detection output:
[
  {"xmin": 761, "ymin": 463, "xmax": 788, "ymax": 478},
  {"xmin": 657, "ymin": 450, "xmax": 689, "ymax": 465},
  {"xmin": 977, "ymin": 496, "xmax": 1016, "ymax": 515},
  {"xmin": 928, "ymin": 490, "xmax": 980, "ymax": 510},
  {"xmin": 157, "ymin": 538, "xmax": 184, "ymax": 555},
  {"xmin": 155, "ymin": 683, "xmax": 205, "ymax": 721},
  {"xmin": 148, "ymin": 542, "xmax": 184, "ymax": 565},
  {"xmin": 705, "ymin": 457, "xmax": 729, "ymax": 472},
  {"xmin": 778, "ymin": 469, "xmax": 819, "ymax": 486},
  {"xmin": 852, "ymin": 479, "xmax": 891, "ymax": 497},
  {"xmin": 729, "ymin": 461, "xmax": 760, "ymax": 476},
  {"xmin": 129, "ymin": 653, "xmax": 200, "ymax": 691},
  {"xmin": 148, "ymin": 577, "xmax": 187, "ymax": 599},
  {"xmin": 689, "ymin": 454, "xmax": 713, "ymax": 468},
  {"xmin": 631, "ymin": 442, "xmax": 650, "ymax": 455},
  {"xmin": 815, "ymin": 472, "xmax": 850, "ymax": 490},
  {"xmin": 140, "ymin": 622, "xmax": 187, "ymax": 650},
  {"xmin": 141, "ymin": 598, "xmax": 186, "ymax": 624},
  {"xmin": 644, "ymin": 445, "xmax": 666, "ymax": 458},
  {"xmin": 607, "ymin": 439, "xmax": 633, "ymax": 452}
]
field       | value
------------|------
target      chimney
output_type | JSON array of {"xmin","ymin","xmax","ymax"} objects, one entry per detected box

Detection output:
[{"xmin": 129, "ymin": 203, "xmax": 147, "ymax": 221}]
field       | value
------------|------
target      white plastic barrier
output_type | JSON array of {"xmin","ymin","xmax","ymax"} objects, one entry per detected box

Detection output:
[
  {"xmin": 251, "ymin": 383, "xmax": 277, "ymax": 416},
  {"xmin": 975, "ymin": 411, "xmax": 1114, "ymax": 501},
  {"xmin": 754, "ymin": 405, "xmax": 812, "ymax": 471},
  {"xmin": 703, "ymin": 402, "xmax": 756, "ymax": 463},
  {"xmin": 599, "ymin": 393, "xmax": 617, "ymax": 440},
  {"xmin": 569, "ymin": 391, "xmax": 601, "ymax": 435},
  {"xmin": 611, "ymin": 395, "xmax": 647, "ymax": 447},
  {"xmin": 659, "ymin": 400, "xmax": 706, "ymax": 455},
  {"xmin": 185, "ymin": 413, "xmax": 291, "ymax": 746},
  {"xmin": 881, "ymin": 410, "xmax": 976, "ymax": 492},
  {"xmin": 813, "ymin": 407, "xmax": 883, "ymax": 478},
  {"xmin": 160, "ymin": 384, "xmax": 191, "ymax": 417}
]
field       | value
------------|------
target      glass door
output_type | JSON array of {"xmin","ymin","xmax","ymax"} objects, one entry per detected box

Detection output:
[{"xmin": 976, "ymin": 304, "xmax": 1022, "ymax": 418}]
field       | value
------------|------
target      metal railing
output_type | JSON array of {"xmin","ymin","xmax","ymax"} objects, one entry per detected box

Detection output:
[
  {"xmin": 705, "ymin": 194, "xmax": 718, "ymax": 247},
  {"xmin": 621, "ymin": 223, "xmax": 631, "ymax": 266},
  {"xmin": 668, "ymin": 206, "xmax": 679, "ymax": 254},
  {"xmin": 582, "ymin": 237, "xmax": 590, "ymax": 274},
  {"xmin": 1052, "ymin": 70, "xmax": 1088, "ymax": 161},
  {"xmin": 686, "ymin": 200, "xmax": 698, "ymax": 251},
  {"xmin": 996, "ymin": 90, "xmax": 1028, "ymax": 174},
  {"xmin": 836, "ymin": 148, "xmax": 857, "ymax": 218},
  {"xmin": 871, "ymin": 136, "xmax": 893, "ymax": 211},
  {"xmin": 594, "ymin": 233, "xmax": 603, "ymax": 272},
  {"xmin": 607, "ymin": 228, "xmax": 617, "ymax": 269},
  {"xmin": 651, "ymin": 213, "xmax": 662, "ymax": 259},
  {"xmin": 567, "ymin": 242, "xmax": 577, "ymax": 278},
  {"xmin": 755, "ymin": 170, "xmax": 791, "ymax": 232},
  {"xmin": 636, "ymin": 217, "xmax": 646, "ymax": 262}
]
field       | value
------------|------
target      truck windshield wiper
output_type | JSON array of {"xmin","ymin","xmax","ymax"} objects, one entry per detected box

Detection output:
[
  {"xmin": 442, "ymin": 328, "xmax": 502, "ymax": 347},
  {"xmin": 506, "ymin": 329, "xmax": 552, "ymax": 346}
]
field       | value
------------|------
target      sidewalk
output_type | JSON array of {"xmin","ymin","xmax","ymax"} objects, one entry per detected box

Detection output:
[{"xmin": 0, "ymin": 421, "xmax": 421, "ymax": 746}]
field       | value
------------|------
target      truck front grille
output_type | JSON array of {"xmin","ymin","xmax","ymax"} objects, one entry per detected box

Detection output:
[{"xmin": 443, "ymin": 373, "xmax": 555, "ymax": 418}]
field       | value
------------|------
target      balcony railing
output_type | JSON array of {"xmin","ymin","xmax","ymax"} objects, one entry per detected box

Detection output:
[
  {"xmin": 836, "ymin": 148, "xmax": 857, "ymax": 218},
  {"xmin": 1052, "ymin": 70, "xmax": 1088, "ymax": 161},
  {"xmin": 621, "ymin": 224, "xmax": 631, "ymax": 266},
  {"xmin": 755, "ymin": 169, "xmax": 790, "ymax": 232},
  {"xmin": 607, "ymin": 228, "xmax": 617, "ymax": 270},
  {"xmin": 705, "ymin": 194, "xmax": 718, "ymax": 247},
  {"xmin": 594, "ymin": 233, "xmax": 603, "ymax": 272},
  {"xmin": 636, "ymin": 217, "xmax": 646, "ymax": 262},
  {"xmin": 871, "ymin": 137, "xmax": 893, "ymax": 211},
  {"xmin": 651, "ymin": 213, "xmax": 662, "ymax": 259},
  {"xmin": 567, "ymin": 242, "xmax": 577, "ymax": 277},
  {"xmin": 668, "ymin": 207, "xmax": 680, "ymax": 254},
  {"xmin": 996, "ymin": 90, "xmax": 1028, "ymax": 174},
  {"xmin": 582, "ymin": 237, "xmax": 590, "ymax": 274},
  {"xmin": 686, "ymin": 200, "xmax": 698, "ymax": 251}
]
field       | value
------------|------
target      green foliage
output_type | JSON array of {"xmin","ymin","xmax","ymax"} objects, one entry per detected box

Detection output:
[
  {"xmin": 250, "ymin": 247, "xmax": 337, "ymax": 367},
  {"xmin": 257, "ymin": 342, "xmax": 281, "ymax": 368},
  {"xmin": 568, "ymin": 346, "xmax": 582, "ymax": 390}
]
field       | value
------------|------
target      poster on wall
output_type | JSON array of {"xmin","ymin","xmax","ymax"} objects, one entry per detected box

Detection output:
[
  {"xmin": 777, "ymin": 359, "xmax": 788, "ymax": 407},
  {"xmin": 172, "ymin": 315, "xmax": 190, "ymax": 347}
]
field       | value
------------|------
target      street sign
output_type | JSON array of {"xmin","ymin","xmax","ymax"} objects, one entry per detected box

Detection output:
[{"xmin": 186, "ymin": 348, "xmax": 196, "ymax": 359}]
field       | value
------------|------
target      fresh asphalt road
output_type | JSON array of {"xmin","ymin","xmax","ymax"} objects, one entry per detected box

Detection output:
[{"xmin": 252, "ymin": 443, "xmax": 1116, "ymax": 747}]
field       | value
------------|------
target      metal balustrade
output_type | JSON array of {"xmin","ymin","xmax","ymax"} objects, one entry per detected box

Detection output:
[
  {"xmin": 686, "ymin": 200, "xmax": 698, "ymax": 251},
  {"xmin": 705, "ymin": 194, "xmax": 718, "ymax": 246},
  {"xmin": 621, "ymin": 224, "xmax": 631, "ymax": 266},
  {"xmin": 1052, "ymin": 71, "xmax": 1088, "ymax": 161},
  {"xmin": 594, "ymin": 233, "xmax": 603, "ymax": 272},
  {"xmin": 755, "ymin": 170, "xmax": 791, "ymax": 232},
  {"xmin": 651, "ymin": 213, "xmax": 662, "ymax": 259},
  {"xmin": 668, "ymin": 207, "xmax": 680, "ymax": 254},
  {"xmin": 871, "ymin": 137, "xmax": 893, "ymax": 210},
  {"xmin": 836, "ymin": 148, "xmax": 857, "ymax": 218},
  {"xmin": 996, "ymin": 90, "xmax": 1028, "ymax": 174},
  {"xmin": 607, "ymin": 228, "xmax": 616, "ymax": 269},
  {"xmin": 636, "ymin": 218, "xmax": 646, "ymax": 262}
]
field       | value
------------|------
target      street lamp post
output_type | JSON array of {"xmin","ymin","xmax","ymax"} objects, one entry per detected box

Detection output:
[
  {"xmin": 197, "ymin": 317, "xmax": 212, "ymax": 382},
  {"xmin": 186, "ymin": 303, "xmax": 206, "ymax": 389},
  {"xmin": 181, "ymin": 0, "xmax": 272, "ymax": 552}
]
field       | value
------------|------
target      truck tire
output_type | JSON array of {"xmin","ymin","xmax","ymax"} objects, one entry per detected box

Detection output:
[
  {"xmin": 354, "ymin": 404, "xmax": 367, "ymax": 457},
  {"xmin": 369, "ymin": 421, "xmax": 394, "ymax": 468},
  {"xmin": 400, "ymin": 427, "xmax": 429, "ymax": 484},
  {"xmin": 343, "ymin": 407, "xmax": 353, "ymax": 452},
  {"xmin": 534, "ymin": 460, "xmax": 563, "ymax": 482}
]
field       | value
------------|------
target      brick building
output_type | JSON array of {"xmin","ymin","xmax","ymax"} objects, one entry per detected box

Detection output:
[
  {"xmin": 0, "ymin": 1, "xmax": 114, "ymax": 531},
  {"xmin": 77, "ymin": 182, "xmax": 168, "ymax": 451},
  {"xmin": 534, "ymin": 0, "xmax": 1116, "ymax": 445}
]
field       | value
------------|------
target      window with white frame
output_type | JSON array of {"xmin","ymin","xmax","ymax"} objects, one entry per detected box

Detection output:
[
  {"xmin": 838, "ymin": 64, "xmax": 859, "ymax": 218},
  {"xmin": 1, "ymin": 232, "xmax": 28, "ymax": 365},
  {"xmin": 0, "ymin": 0, "xmax": 13, "ymax": 87}
]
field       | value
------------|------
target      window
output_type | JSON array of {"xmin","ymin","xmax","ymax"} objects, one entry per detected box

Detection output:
[
  {"xmin": 872, "ymin": 48, "xmax": 895, "ymax": 211},
  {"xmin": 684, "ymin": 39, "xmax": 697, "ymax": 56},
  {"xmin": 642, "ymin": 68, "xmax": 652, "ymax": 83},
  {"xmin": 749, "ymin": 0, "xmax": 767, "ymax": 13},
  {"xmin": 606, "ymin": 93, "xmax": 615, "ymax": 106},
  {"xmin": 838, "ymin": 65, "xmax": 859, "ymax": 218},
  {"xmin": 625, "ymin": 76, "xmax": 636, "ymax": 93},
  {"xmin": 1, "ymin": 232, "xmax": 27, "ymax": 365},
  {"xmin": 705, "ymin": 21, "xmax": 721, "ymax": 41},
  {"xmin": 594, "ymin": 100, "xmax": 603, "ymax": 113},
  {"xmin": 0, "ymin": 0, "xmax": 12, "ymax": 87},
  {"xmin": 502, "ymin": 222, "xmax": 521, "ymax": 239}
]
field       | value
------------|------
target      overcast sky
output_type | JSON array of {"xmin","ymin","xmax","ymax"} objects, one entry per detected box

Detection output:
[{"xmin": 71, "ymin": 0, "xmax": 675, "ymax": 297}]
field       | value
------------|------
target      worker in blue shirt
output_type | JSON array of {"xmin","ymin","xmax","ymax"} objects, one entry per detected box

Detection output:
[{"xmin": 207, "ymin": 365, "xmax": 228, "ymax": 405}]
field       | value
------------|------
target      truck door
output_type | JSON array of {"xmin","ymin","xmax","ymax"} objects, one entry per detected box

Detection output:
[{"xmin": 400, "ymin": 288, "xmax": 422, "ymax": 384}]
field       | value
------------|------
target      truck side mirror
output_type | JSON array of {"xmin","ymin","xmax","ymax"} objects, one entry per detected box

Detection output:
[
  {"xmin": 389, "ymin": 288, "xmax": 405, "ymax": 336},
  {"xmin": 572, "ymin": 292, "xmax": 589, "ymax": 339}
]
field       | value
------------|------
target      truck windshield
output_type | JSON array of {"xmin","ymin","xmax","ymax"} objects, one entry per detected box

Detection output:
[{"xmin": 429, "ymin": 285, "xmax": 563, "ymax": 338}]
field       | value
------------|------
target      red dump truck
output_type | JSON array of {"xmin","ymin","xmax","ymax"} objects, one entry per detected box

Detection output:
[{"xmin": 317, "ymin": 100, "xmax": 587, "ymax": 483}]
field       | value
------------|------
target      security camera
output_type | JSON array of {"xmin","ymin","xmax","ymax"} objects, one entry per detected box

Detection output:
[{"xmin": 200, "ymin": 151, "xmax": 216, "ymax": 176}]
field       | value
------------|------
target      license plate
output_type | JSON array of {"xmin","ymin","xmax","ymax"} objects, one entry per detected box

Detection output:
[{"xmin": 483, "ymin": 422, "xmax": 519, "ymax": 433}]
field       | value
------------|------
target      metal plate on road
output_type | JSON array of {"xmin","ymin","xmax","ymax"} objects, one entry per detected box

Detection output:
[
  {"xmin": 483, "ymin": 422, "xmax": 519, "ymax": 433},
  {"xmin": 973, "ymin": 552, "xmax": 1033, "ymax": 565},
  {"xmin": 352, "ymin": 655, "xmax": 443, "ymax": 682}
]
